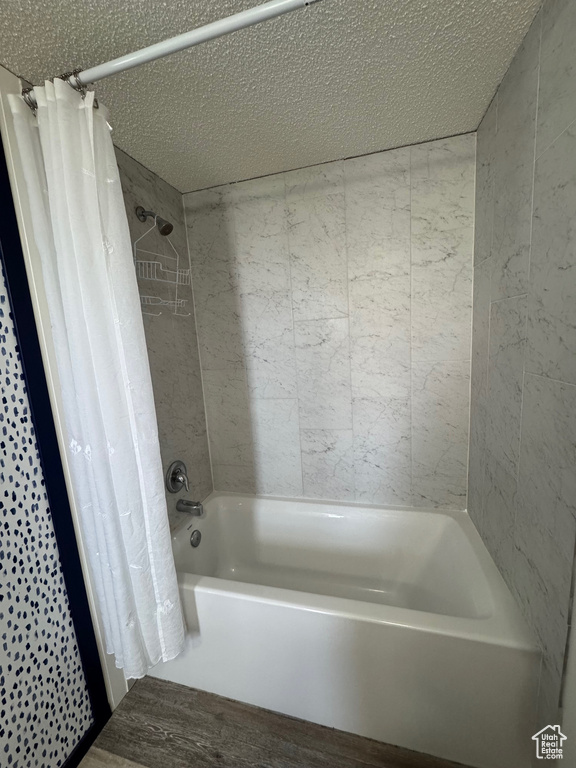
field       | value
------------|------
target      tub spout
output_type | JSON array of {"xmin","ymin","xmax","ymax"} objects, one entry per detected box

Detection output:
[{"xmin": 176, "ymin": 499, "xmax": 204, "ymax": 517}]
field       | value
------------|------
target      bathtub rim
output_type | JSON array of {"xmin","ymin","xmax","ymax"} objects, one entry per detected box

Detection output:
[{"xmin": 173, "ymin": 491, "xmax": 539, "ymax": 653}]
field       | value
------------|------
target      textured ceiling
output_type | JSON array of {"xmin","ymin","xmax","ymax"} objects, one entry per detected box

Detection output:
[{"xmin": 1, "ymin": 0, "xmax": 540, "ymax": 192}]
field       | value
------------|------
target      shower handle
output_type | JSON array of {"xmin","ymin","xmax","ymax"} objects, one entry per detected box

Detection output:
[{"xmin": 166, "ymin": 460, "xmax": 190, "ymax": 493}]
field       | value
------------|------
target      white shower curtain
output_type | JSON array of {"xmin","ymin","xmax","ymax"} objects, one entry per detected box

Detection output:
[{"xmin": 9, "ymin": 80, "xmax": 185, "ymax": 679}]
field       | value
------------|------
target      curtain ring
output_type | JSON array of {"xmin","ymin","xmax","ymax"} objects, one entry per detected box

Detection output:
[
  {"xmin": 56, "ymin": 69, "xmax": 85, "ymax": 94},
  {"xmin": 21, "ymin": 88, "xmax": 37, "ymax": 114},
  {"xmin": 57, "ymin": 69, "xmax": 98, "ymax": 108}
]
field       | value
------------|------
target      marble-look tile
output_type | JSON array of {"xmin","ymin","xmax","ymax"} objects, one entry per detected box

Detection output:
[
  {"xmin": 346, "ymin": 147, "xmax": 411, "ymax": 397},
  {"xmin": 486, "ymin": 296, "xmax": 526, "ymax": 477},
  {"xmin": 526, "ymin": 123, "xmax": 576, "ymax": 386},
  {"xmin": 116, "ymin": 147, "xmax": 187, "ymax": 258},
  {"xmin": 511, "ymin": 546, "xmax": 567, "ymax": 727},
  {"xmin": 194, "ymin": 286, "xmax": 244, "ymax": 370},
  {"xmin": 294, "ymin": 318, "xmax": 352, "ymax": 430},
  {"xmin": 508, "ymin": 537, "xmax": 565, "ymax": 725},
  {"xmin": 411, "ymin": 468, "xmax": 467, "ymax": 511},
  {"xmin": 285, "ymin": 162, "xmax": 347, "ymax": 322},
  {"xmin": 188, "ymin": 137, "xmax": 474, "ymax": 506},
  {"xmin": 202, "ymin": 367, "xmax": 254, "ymax": 469},
  {"xmin": 412, "ymin": 360, "xmax": 470, "ymax": 508},
  {"xmin": 233, "ymin": 193, "xmax": 296, "ymax": 398},
  {"xmin": 517, "ymin": 373, "xmax": 576, "ymax": 544},
  {"xmin": 212, "ymin": 463, "xmax": 256, "ymax": 494},
  {"xmin": 347, "ymin": 219, "xmax": 412, "ymax": 506},
  {"xmin": 466, "ymin": 392, "xmax": 487, "ymax": 527},
  {"xmin": 284, "ymin": 161, "xmax": 344, "ymax": 203},
  {"xmin": 411, "ymin": 225, "xmax": 473, "ymax": 362},
  {"xmin": 537, "ymin": 0, "xmax": 576, "ymax": 158},
  {"xmin": 243, "ymin": 291, "xmax": 297, "ymax": 399},
  {"xmin": 410, "ymin": 134, "xmax": 476, "ymax": 237},
  {"xmin": 470, "ymin": 257, "xmax": 492, "ymax": 403},
  {"xmin": 185, "ymin": 189, "xmax": 245, "ymax": 370},
  {"xmin": 514, "ymin": 374, "xmax": 576, "ymax": 676},
  {"xmin": 344, "ymin": 146, "xmax": 410, "ymax": 194},
  {"xmin": 351, "ymin": 340, "xmax": 410, "ymax": 405},
  {"xmin": 491, "ymin": 14, "xmax": 539, "ymax": 301},
  {"xmin": 349, "ymin": 275, "xmax": 410, "ymax": 401},
  {"xmin": 288, "ymin": 192, "xmax": 348, "ymax": 321},
  {"xmin": 344, "ymin": 147, "xmax": 410, "ymax": 269},
  {"xmin": 184, "ymin": 186, "xmax": 231, "ymax": 238},
  {"xmin": 474, "ymin": 97, "xmax": 497, "ymax": 267},
  {"xmin": 467, "ymin": 3, "xmax": 576, "ymax": 731},
  {"xmin": 537, "ymin": 657, "xmax": 564, "ymax": 726},
  {"xmin": 252, "ymin": 399, "xmax": 303, "ymax": 496},
  {"xmin": 228, "ymin": 173, "xmax": 286, "ymax": 205},
  {"xmin": 301, "ymin": 429, "xmax": 354, "ymax": 501},
  {"xmin": 352, "ymin": 396, "xmax": 411, "ymax": 506},
  {"xmin": 481, "ymin": 452, "xmax": 517, "ymax": 587},
  {"xmin": 117, "ymin": 151, "xmax": 213, "ymax": 522},
  {"xmin": 234, "ymin": 193, "xmax": 290, "ymax": 296},
  {"xmin": 143, "ymin": 308, "xmax": 212, "ymax": 500},
  {"xmin": 467, "ymin": 258, "xmax": 492, "ymax": 524}
]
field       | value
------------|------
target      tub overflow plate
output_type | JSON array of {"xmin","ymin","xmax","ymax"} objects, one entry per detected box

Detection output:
[{"xmin": 190, "ymin": 530, "xmax": 201, "ymax": 548}]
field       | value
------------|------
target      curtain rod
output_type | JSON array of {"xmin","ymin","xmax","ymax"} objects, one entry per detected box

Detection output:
[{"xmin": 22, "ymin": 0, "xmax": 323, "ymax": 109}]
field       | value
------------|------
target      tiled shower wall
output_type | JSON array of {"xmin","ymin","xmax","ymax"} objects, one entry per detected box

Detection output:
[
  {"xmin": 469, "ymin": 0, "xmax": 576, "ymax": 722},
  {"xmin": 184, "ymin": 134, "xmax": 475, "ymax": 507},
  {"xmin": 115, "ymin": 148, "xmax": 212, "ymax": 523}
]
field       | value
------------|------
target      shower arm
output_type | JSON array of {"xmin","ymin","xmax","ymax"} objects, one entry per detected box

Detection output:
[{"xmin": 22, "ymin": 0, "xmax": 323, "ymax": 106}]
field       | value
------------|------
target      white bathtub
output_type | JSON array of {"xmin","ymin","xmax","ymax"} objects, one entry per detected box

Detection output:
[{"xmin": 151, "ymin": 493, "xmax": 540, "ymax": 768}]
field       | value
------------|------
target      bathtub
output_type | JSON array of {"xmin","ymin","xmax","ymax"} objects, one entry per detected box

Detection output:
[{"xmin": 151, "ymin": 493, "xmax": 540, "ymax": 768}]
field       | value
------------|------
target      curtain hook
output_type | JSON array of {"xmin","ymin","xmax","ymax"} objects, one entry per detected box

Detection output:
[
  {"xmin": 21, "ymin": 88, "xmax": 37, "ymax": 115},
  {"xmin": 57, "ymin": 69, "xmax": 99, "ymax": 109}
]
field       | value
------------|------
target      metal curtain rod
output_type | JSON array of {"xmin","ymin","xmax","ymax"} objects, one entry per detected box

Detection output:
[{"xmin": 23, "ymin": 0, "xmax": 323, "ymax": 107}]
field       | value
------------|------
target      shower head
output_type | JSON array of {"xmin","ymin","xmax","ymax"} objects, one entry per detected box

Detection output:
[
  {"xmin": 135, "ymin": 206, "xmax": 174, "ymax": 236},
  {"xmin": 155, "ymin": 216, "xmax": 174, "ymax": 236}
]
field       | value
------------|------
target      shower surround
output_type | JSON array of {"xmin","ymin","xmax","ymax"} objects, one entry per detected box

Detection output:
[
  {"xmin": 116, "ymin": 147, "xmax": 212, "ymax": 520},
  {"xmin": 184, "ymin": 134, "xmax": 475, "ymax": 508},
  {"xmin": 469, "ymin": 0, "xmax": 576, "ymax": 724}
]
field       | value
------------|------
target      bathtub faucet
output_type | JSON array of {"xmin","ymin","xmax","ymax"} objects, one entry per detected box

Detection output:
[{"xmin": 176, "ymin": 499, "xmax": 204, "ymax": 517}]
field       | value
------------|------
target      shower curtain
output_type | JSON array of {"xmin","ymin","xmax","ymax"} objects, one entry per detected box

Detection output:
[{"xmin": 9, "ymin": 80, "xmax": 185, "ymax": 679}]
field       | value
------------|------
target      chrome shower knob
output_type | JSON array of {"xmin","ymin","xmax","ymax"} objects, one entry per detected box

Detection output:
[{"xmin": 166, "ymin": 460, "xmax": 190, "ymax": 493}]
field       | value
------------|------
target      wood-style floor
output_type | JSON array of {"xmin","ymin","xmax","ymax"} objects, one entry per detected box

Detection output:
[{"xmin": 80, "ymin": 676, "xmax": 467, "ymax": 768}]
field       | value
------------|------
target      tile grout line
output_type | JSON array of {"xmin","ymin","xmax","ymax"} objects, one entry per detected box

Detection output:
[
  {"xmin": 464, "ymin": 132, "xmax": 478, "ymax": 512},
  {"xmin": 293, "ymin": 313, "xmax": 350, "ymax": 324},
  {"xmin": 342, "ymin": 161, "xmax": 357, "ymax": 502},
  {"xmin": 479, "ymin": 89, "xmax": 497, "ymax": 522},
  {"xmin": 182, "ymin": 191, "xmax": 215, "ymax": 497},
  {"xmin": 284, "ymin": 175, "xmax": 306, "ymax": 498},
  {"xmin": 534, "ymin": 116, "xmax": 576, "ymax": 163},
  {"xmin": 515, "ymin": 10, "xmax": 542, "ymax": 509},
  {"xmin": 524, "ymin": 370, "xmax": 576, "ymax": 389},
  {"xmin": 229, "ymin": 192, "xmax": 258, "ymax": 494},
  {"xmin": 559, "ymin": 535, "xmax": 576, "ymax": 711},
  {"xmin": 409, "ymin": 146, "xmax": 414, "ymax": 506},
  {"xmin": 490, "ymin": 292, "xmax": 529, "ymax": 305},
  {"xmin": 412, "ymin": 355, "xmax": 476, "ymax": 364}
]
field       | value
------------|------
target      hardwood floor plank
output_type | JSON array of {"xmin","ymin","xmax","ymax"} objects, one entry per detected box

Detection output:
[
  {"xmin": 92, "ymin": 676, "xmax": 468, "ymax": 768},
  {"xmin": 97, "ymin": 704, "xmax": 375, "ymax": 768},
  {"xmin": 79, "ymin": 746, "xmax": 149, "ymax": 768}
]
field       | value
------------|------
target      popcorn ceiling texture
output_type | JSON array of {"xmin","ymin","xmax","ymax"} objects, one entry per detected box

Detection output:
[{"xmin": 0, "ymin": 0, "xmax": 541, "ymax": 192}]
